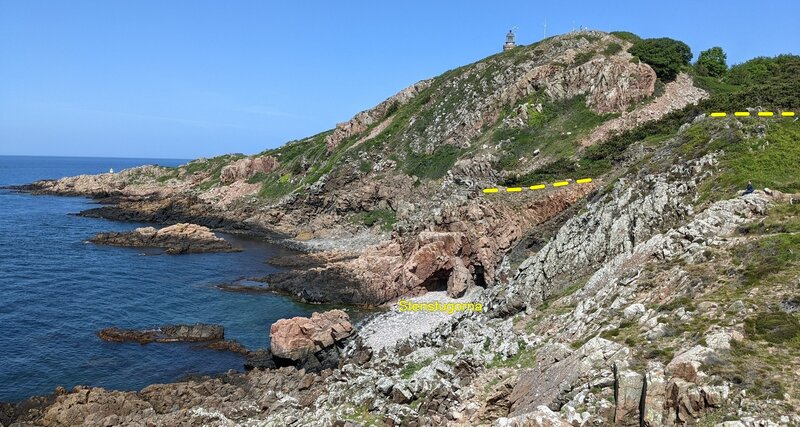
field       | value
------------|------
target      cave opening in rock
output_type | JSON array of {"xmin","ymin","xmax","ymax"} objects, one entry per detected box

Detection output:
[
  {"xmin": 474, "ymin": 264, "xmax": 487, "ymax": 288},
  {"xmin": 420, "ymin": 268, "xmax": 450, "ymax": 292}
]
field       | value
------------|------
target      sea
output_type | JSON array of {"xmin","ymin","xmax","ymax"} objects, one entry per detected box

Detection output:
[{"xmin": 0, "ymin": 155, "xmax": 322, "ymax": 402}]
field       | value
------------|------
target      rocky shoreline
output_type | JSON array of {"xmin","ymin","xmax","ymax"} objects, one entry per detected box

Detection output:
[{"xmin": 4, "ymin": 30, "xmax": 800, "ymax": 425}]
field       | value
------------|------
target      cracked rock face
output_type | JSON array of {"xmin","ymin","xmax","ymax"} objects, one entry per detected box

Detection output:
[
  {"xmin": 490, "ymin": 152, "xmax": 729, "ymax": 316},
  {"xmin": 508, "ymin": 337, "xmax": 629, "ymax": 415},
  {"xmin": 219, "ymin": 155, "xmax": 280, "ymax": 183},
  {"xmin": 269, "ymin": 309, "xmax": 353, "ymax": 361}
]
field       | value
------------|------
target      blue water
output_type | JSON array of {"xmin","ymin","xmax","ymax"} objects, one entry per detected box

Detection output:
[{"xmin": 0, "ymin": 156, "xmax": 319, "ymax": 402}]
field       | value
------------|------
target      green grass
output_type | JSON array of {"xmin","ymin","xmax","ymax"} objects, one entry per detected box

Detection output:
[
  {"xmin": 709, "ymin": 338, "xmax": 794, "ymax": 401},
  {"xmin": 696, "ymin": 121, "xmax": 800, "ymax": 201},
  {"xmin": 732, "ymin": 233, "xmax": 800, "ymax": 287},
  {"xmin": 183, "ymin": 154, "xmax": 244, "ymax": 175},
  {"xmin": 342, "ymin": 403, "xmax": 383, "ymax": 425},
  {"xmin": 496, "ymin": 95, "xmax": 617, "ymax": 173},
  {"xmin": 351, "ymin": 209, "xmax": 397, "ymax": 232},
  {"xmin": 738, "ymin": 202, "xmax": 800, "ymax": 235},
  {"xmin": 403, "ymin": 145, "xmax": 462, "ymax": 180},
  {"xmin": 358, "ymin": 159, "xmax": 373, "ymax": 173},
  {"xmin": 745, "ymin": 311, "xmax": 800, "ymax": 346},
  {"xmin": 488, "ymin": 345, "xmax": 537, "ymax": 368},
  {"xmin": 400, "ymin": 358, "xmax": 431, "ymax": 379},
  {"xmin": 155, "ymin": 168, "xmax": 179, "ymax": 183}
]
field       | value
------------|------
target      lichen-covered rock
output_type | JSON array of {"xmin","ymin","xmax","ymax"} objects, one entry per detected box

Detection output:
[
  {"xmin": 509, "ymin": 337, "xmax": 629, "ymax": 415},
  {"xmin": 613, "ymin": 366, "xmax": 643, "ymax": 426}
]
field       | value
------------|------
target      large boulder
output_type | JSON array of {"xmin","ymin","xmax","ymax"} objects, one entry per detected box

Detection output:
[
  {"xmin": 219, "ymin": 156, "xmax": 279, "ymax": 183},
  {"xmin": 270, "ymin": 310, "xmax": 353, "ymax": 361}
]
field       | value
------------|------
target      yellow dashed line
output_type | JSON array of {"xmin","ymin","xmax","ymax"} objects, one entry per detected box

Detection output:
[
  {"xmin": 710, "ymin": 111, "xmax": 797, "ymax": 118},
  {"xmin": 482, "ymin": 178, "xmax": 594, "ymax": 195}
]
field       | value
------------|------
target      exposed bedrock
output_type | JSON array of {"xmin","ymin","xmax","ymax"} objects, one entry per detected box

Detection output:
[
  {"xmin": 219, "ymin": 155, "xmax": 280, "ymax": 184},
  {"xmin": 97, "ymin": 323, "xmax": 225, "ymax": 344},
  {"xmin": 267, "ymin": 183, "xmax": 596, "ymax": 305},
  {"xmin": 489, "ymin": 155, "xmax": 720, "ymax": 316},
  {"xmin": 90, "ymin": 223, "xmax": 239, "ymax": 254}
]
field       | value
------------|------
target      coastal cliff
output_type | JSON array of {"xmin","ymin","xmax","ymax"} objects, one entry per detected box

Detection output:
[{"xmin": 5, "ymin": 30, "xmax": 800, "ymax": 426}]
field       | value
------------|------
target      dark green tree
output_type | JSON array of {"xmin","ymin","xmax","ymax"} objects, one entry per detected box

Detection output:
[
  {"xmin": 628, "ymin": 38, "xmax": 693, "ymax": 81},
  {"xmin": 696, "ymin": 47, "xmax": 728, "ymax": 77}
]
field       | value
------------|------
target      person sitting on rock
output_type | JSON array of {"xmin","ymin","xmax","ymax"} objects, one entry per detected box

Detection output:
[{"xmin": 743, "ymin": 181, "xmax": 754, "ymax": 195}]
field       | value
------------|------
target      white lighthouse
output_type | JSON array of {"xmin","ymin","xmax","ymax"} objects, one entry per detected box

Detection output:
[{"xmin": 503, "ymin": 30, "xmax": 516, "ymax": 51}]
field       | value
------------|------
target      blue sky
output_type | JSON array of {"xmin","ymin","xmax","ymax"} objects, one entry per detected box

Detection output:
[{"xmin": 1, "ymin": 1, "xmax": 797, "ymax": 159}]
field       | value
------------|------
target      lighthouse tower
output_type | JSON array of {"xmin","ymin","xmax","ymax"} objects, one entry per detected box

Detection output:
[{"xmin": 503, "ymin": 30, "xmax": 516, "ymax": 51}]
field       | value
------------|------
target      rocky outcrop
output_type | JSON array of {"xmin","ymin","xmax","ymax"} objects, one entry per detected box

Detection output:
[
  {"xmin": 26, "ymin": 367, "xmax": 329, "ymax": 427},
  {"xmin": 508, "ymin": 337, "xmax": 629, "ymax": 415},
  {"xmin": 324, "ymin": 79, "xmax": 433, "ymax": 151},
  {"xmin": 270, "ymin": 309, "xmax": 353, "ymax": 371},
  {"xmin": 90, "ymin": 223, "xmax": 238, "ymax": 254},
  {"xmin": 98, "ymin": 323, "xmax": 224, "ymax": 344},
  {"xmin": 268, "ymin": 183, "xmax": 596, "ymax": 305},
  {"xmin": 404, "ymin": 31, "xmax": 655, "ymax": 152},
  {"xmin": 539, "ymin": 54, "xmax": 656, "ymax": 114},
  {"xmin": 580, "ymin": 73, "xmax": 708, "ymax": 147},
  {"xmin": 493, "ymin": 157, "xmax": 714, "ymax": 315},
  {"xmin": 219, "ymin": 155, "xmax": 279, "ymax": 183}
]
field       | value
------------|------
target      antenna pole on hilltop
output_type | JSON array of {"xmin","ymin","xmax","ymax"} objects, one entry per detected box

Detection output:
[{"xmin": 543, "ymin": 19, "xmax": 547, "ymax": 39}]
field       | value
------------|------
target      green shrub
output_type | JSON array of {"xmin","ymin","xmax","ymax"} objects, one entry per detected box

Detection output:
[
  {"xmin": 358, "ymin": 159, "xmax": 373, "ymax": 173},
  {"xmin": 573, "ymin": 50, "xmax": 596, "ymax": 66},
  {"xmin": 384, "ymin": 100, "xmax": 400, "ymax": 116},
  {"xmin": 246, "ymin": 171, "xmax": 269, "ymax": 184},
  {"xmin": 628, "ymin": 37, "xmax": 692, "ymax": 81},
  {"xmin": 403, "ymin": 145, "xmax": 461, "ymax": 180},
  {"xmin": 603, "ymin": 43, "xmax": 622, "ymax": 56},
  {"xmin": 353, "ymin": 209, "xmax": 396, "ymax": 232},
  {"xmin": 610, "ymin": 31, "xmax": 641, "ymax": 44},
  {"xmin": 696, "ymin": 46, "xmax": 728, "ymax": 77}
]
